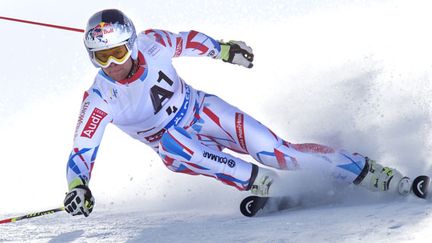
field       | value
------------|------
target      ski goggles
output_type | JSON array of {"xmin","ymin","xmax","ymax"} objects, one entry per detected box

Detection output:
[{"xmin": 93, "ymin": 44, "xmax": 131, "ymax": 68}]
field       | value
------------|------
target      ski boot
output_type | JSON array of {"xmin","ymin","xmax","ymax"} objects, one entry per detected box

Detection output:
[
  {"xmin": 248, "ymin": 165, "xmax": 278, "ymax": 197},
  {"xmin": 241, "ymin": 165, "xmax": 280, "ymax": 217},
  {"xmin": 354, "ymin": 158, "xmax": 411, "ymax": 196}
]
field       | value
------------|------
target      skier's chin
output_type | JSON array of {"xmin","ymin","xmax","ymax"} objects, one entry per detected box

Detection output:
[
  {"xmin": 104, "ymin": 66, "xmax": 128, "ymax": 81},
  {"xmin": 107, "ymin": 69, "xmax": 127, "ymax": 81}
]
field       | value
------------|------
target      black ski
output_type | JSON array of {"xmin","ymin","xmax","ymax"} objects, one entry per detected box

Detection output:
[
  {"xmin": 412, "ymin": 175, "xmax": 430, "ymax": 199},
  {"xmin": 240, "ymin": 195, "xmax": 293, "ymax": 217},
  {"xmin": 240, "ymin": 175, "xmax": 431, "ymax": 217}
]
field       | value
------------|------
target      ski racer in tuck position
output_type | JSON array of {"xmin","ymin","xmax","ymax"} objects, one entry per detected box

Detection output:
[{"xmin": 63, "ymin": 9, "xmax": 420, "ymax": 217}]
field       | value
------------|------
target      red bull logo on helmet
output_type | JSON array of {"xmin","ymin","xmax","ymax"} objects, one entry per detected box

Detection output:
[{"xmin": 88, "ymin": 22, "xmax": 114, "ymax": 44}]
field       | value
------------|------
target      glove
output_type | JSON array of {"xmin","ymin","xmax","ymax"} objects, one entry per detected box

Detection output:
[
  {"xmin": 219, "ymin": 40, "xmax": 254, "ymax": 68},
  {"xmin": 64, "ymin": 185, "xmax": 95, "ymax": 217}
]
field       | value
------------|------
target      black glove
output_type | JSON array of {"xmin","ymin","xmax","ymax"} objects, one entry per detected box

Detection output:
[
  {"xmin": 219, "ymin": 40, "xmax": 254, "ymax": 68},
  {"xmin": 64, "ymin": 185, "xmax": 95, "ymax": 217}
]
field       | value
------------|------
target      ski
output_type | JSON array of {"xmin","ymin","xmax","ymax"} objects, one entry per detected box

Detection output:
[
  {"xmin": 240, "ymin": 175, "xmax": 431, "ymax": 217},
  {"xmin": 240, "ymin": 195, "xmax": 293, "ymax": 217},
  {"xmin": 411, "ymin": 175, "xmax": 430, "ymax": 199}
]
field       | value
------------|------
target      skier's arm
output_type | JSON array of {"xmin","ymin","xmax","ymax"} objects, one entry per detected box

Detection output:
[
  {"xmin": 64, "ymin": 90, "xmax": 110, "ymax": 217},
  {"xmin": 144, "ymin": 29, "xmax": 254, "ymax": 68},
  {"xmin": 66, "ymin": 90, "xmax": 112, "ymax": 191}
]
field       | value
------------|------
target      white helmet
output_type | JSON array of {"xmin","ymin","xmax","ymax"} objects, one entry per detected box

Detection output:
[{"xmin": 84, "ymin": 9, "xmax": 137, "ymax": 67}]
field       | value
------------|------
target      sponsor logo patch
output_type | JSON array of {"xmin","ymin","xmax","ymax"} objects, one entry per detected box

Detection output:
[
  {"xmin": 235, "ymin": 113, "xmax": 247, "ymax": 151},
  {"xmin": 203, "ymin": 151, "xmax": 236, "ymax": 168},
  {"xmin": 80, "ymin": 108, "xmax": 108, "ymax": 139},
  {"xmin": 147, "ymin": 44, "xmax": 160, "ymax": 56},
  {"xmin": 74, "ymin": 101, "xmax": 90, "ymax": 139}
]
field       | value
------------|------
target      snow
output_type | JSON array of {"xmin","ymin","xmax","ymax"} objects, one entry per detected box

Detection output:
[
  {"xmin": 1, "ymin": 0, "xmax": 432, "ymax": 242},
  {"xmin": 1, "ymin": 197, "xmax": 432, "ymax": 242}
]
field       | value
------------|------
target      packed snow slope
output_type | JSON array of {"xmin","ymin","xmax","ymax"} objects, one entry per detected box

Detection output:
[{"xmin": 1, "ymin": 0, "xmax": 432, "ymax": 242}]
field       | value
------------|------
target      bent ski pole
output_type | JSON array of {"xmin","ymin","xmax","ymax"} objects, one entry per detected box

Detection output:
[
  {"xmin": 0, "ymin": 16, "xmax": 84, "ymax": 33},
  {"xmin": 0, "ymin": 207, "xmax": 65, "ymax": 224}
]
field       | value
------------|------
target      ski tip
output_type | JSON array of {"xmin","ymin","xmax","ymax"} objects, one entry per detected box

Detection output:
[
  {"xmin": 240, "ymin": 196, "xmax": 259, "ymax": 217},
  {"xmin": 240, "ymin": 196, "xmax": 268, "ymax": 217},
  {"xmin": 412, "ymin": 175, "xmax": 430, "ymax": 199}
]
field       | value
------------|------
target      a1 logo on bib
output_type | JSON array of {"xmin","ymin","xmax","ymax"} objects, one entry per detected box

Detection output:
[{"xmin": 150, "ymin": 71, "xmax": 175, "ymax": 114}]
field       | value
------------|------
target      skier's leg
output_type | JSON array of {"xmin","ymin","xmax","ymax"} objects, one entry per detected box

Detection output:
[
  {"xmin": 242, "ymin": 117, "xmax": 411, "ymax": 195},
  {"xmin": 192, "ymin": 94, "xmax": 410, "ymax": 195},
  {"xmin": 158, "ymin": 126, "xmax": 258, "ymax": 191},
  {"xmin": 250, "ymin": 127, "xmax": 412, "ymax": 195},
  {"xmin": 190, "ymin": 94, "xmax": 362, "ymax": 181}
]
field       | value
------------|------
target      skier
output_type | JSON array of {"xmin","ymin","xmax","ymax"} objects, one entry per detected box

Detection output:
[{"xmin": 64, "ymin": 9, "xmax": 413, "ymax": 217}]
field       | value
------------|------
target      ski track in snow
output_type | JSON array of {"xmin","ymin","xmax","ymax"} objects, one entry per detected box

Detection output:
[
  {"xmin": 1, "ymin": 0, "xmax": 432, "ymax": 242},
  {"xmin": 1, "ymin": 198, "xmax": 431, "ymax": 242}
]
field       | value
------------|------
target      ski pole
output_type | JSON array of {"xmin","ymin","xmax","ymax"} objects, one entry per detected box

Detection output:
[
  {"xmin": 0, "ymin": 16, "xmax": 84, "ymax": 33},
  {"xmin": 0, "ymin": 207, "xmax": 65, "ymax": 224}
]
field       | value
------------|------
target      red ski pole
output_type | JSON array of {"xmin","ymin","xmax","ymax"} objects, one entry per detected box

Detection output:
[
  {"xmin": 0, "ymin": 207, "xmax": 65, "ymax": 224},
  {"xmin": 0, "ymin": 16, "xmax": 84, "ymax": 33}
]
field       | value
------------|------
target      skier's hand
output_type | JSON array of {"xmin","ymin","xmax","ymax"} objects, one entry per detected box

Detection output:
[
  {"xmin": 64, "ymin": 185, "xmax": 95, "ymax": 217},
  {"xmin": 219, "ymin": 40, "xmax": 254, "ymax": 68}
]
